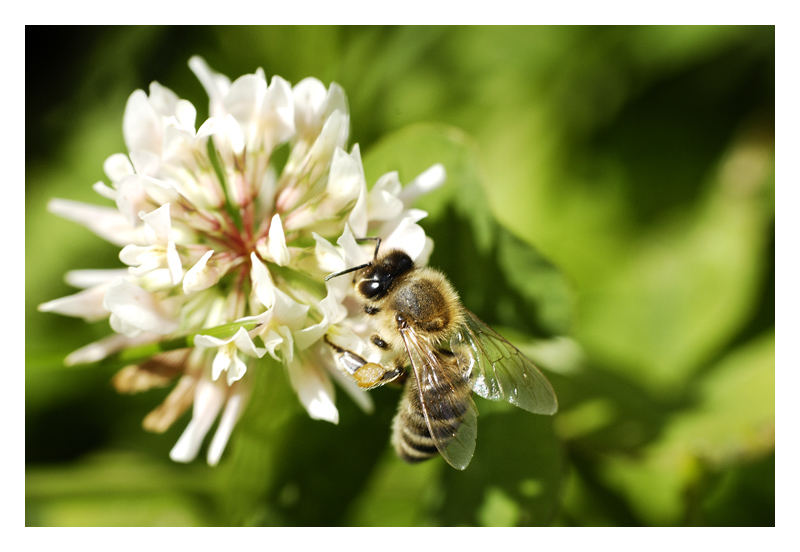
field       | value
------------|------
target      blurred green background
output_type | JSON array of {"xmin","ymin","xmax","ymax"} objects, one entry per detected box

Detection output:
[{"xmin": 25, "ymin": 26, "xmax": 774, "ymax": 526}]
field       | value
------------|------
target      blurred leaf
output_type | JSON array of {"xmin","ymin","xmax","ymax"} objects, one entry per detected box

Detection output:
[
  {"xmin": 436, "ymin": 408, "xmax": 564, "ymax": 526},
  {"xmin": 575, "ymin": 129, "xmax": 773, "ymax": 391},
  {"xmin": 478, "ymin": 486, "xmax": 521, "ymax": 527},
  {"xmin": 26, "ymin": 451, "xmax": 214, "ymax": 526},
  {"xmin": 346, "ymin": 452, "xmax": 444, "ymax": 526},
  {"xmin": 602, "ymin": 331, "xmax": 774, "ymax": 525},
  {"xmin": 695, "ymin": 452, "xmax": 774, "ymax": 526}
]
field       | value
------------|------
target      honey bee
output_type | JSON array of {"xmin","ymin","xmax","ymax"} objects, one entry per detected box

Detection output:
[{"xmin": 324, "ymin": 238, "xmax": 558, "ymax": 470}]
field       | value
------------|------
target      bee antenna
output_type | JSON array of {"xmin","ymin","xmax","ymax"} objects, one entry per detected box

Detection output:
[
  {"xmin": 324, "ymin": 262, "xmax": 372, "ymax": 281},
  {"xmin": 355, "ymin": 236, "xmax": 382, "ymax": 261},
  {"xmin": 325, "ymin": 237, "xmax": 382, "ymax": 281}
]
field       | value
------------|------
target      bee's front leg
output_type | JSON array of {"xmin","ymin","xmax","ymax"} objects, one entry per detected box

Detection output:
[{"xmin": 324, "ymin": 335, "xmax": 404, "ymax": 390}]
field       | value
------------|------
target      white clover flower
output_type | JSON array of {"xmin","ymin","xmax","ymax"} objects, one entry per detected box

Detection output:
[{"xmin": 39, "ymin": 56, "xmax": 445, "ymax": 466}]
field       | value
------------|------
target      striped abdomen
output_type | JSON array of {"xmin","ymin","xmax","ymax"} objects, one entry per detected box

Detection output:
[{"xmin": 391, "ymin": 355, "xmax": 472, "ymax": 463}]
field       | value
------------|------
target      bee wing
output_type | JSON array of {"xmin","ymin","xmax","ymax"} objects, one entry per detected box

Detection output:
[
  {"xmin": 450, "ymin": 310, "xmax": 558, "ymax": 415},
  {"xmin": 399, "ymin": 325, "xmax": 478, "ymax": 470}
]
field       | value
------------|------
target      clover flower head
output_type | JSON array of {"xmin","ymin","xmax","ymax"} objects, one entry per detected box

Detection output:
[{"xmin": 39, "ymin": 56, "xmax": 445, "ymax": 465}]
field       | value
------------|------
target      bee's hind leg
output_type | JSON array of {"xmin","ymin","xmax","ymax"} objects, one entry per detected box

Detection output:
[{"xmin": 324, "ymin": 335, "xmax": 403, "ymax": 390}]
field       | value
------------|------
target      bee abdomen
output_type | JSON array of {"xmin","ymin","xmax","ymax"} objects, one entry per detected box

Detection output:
[
  {"xmin": 393, "ymin": 400, "xmax": 439, "ymax": 463},
  {"xmin": 391, "ymin": 376, "xmax": 471, "ymax": 464}
]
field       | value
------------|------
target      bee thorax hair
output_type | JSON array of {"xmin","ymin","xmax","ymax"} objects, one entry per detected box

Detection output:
[{"xmin": 373, "ymin": 267, "xmax": 463, "ymax": 342}]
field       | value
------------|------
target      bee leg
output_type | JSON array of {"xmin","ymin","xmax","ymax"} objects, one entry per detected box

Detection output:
[
  {"xmin": 353, "ymin": 362, "xmax": 404, "ymax": 390},
  {"xmin": 324, "ymin": 335, "xmax": 403, "ymax": 390}
]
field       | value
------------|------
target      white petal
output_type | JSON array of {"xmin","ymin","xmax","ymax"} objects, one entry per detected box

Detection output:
[
  {"xmin": 65, "ymin": 269, "xmax": 128, "ymax": 289},
  {"xmin": 287, "ymin": 358, "xmax": 338, "ymax": 424},
  {"xmin": 174, "ymin": 99, "xmax": 197, "ymax": 131},
  {"xmin": 92, "ymin": 181, "xmax": 117, "ymax": 200},
  {"xmin": 325, "ymin": 83, "xmax": 348, "ymax": 116},
  {"xmin": 249, "ymin": 253, "xmax": 275, "ymax": 308},
  {"xmin": 327, "ymin": 145, "xmax": 364, "ymax": 209},
  {"xmin": 264, "ymin": 75, "xmax": 296, "ymax": 147},
  {"xmin": 48, "ymin": 198, "xmax": 140, "ymax": 247},
  {"xmin": 402, "ymin": 208, "xmax": 429, "ymax": 224},
  {"xmin": 313, "ymin": 232, "xmax": 345, "ymax": 273},
  {"xmin": 303, "ymin": 109, "xmax": 349, "ymax": 171},
  {"xmin": 194, "ymin": 332, "xmax": 234, "ymax": 348},
  {"xmin": 64, "ymin": 333, "xmax": 155, "ymax": 365},
  {"xmin": 294, "ymin": 319, "xmax": 327, "ymax": 351},
  {"xmin": 166, "ymin": 241, "xmax": 183, "ymax": 285},
  {"xmin": 114, "ymin": 175, "xmax": 152, "ymax": 225},
  {"xmin": 109, "ymin": 313, "xmax": 144, "ymax": 337},
  {"xmin": 232, "ymin": 327, "xmax": 266, "ymax": 358},
  {"xmin": 271, "ymin": 287, "xmax": 310, "ymax": 329},
  {"xmin": 417, "ymin": 236, "xmax": 435, "ymax": 266},
  {"xmin": 293, "ymin": 77, "xmax": 327, "ymax": 135},
  {"xmin": 207, "ymin": 385, "xmax": 250, "ymax": 466},
  {"xmin": 326, "ymin": 324, "xmax": 371, "ymax": 358},
  {"xmin": 294, "ymin": 288, "xmax": 347, "ymax": 350},
  {"xmin": 197, "ymin": 114, "xmax": 245, "ymax": 155},
  {"xmin": 188, "ymin": 56, "xmax": 231, "ymax": 117},
  {"xmin": 38, "ymin": 285, "xmax": 110, "ymax": 322},
  {"xmin": 170, "ymin": 379, "xmax": 226, "ymax": 463},
  {"xmin": 261, "ymin": 329, "xmax": 285, "ymax": 360},
  {"xmin": 368, "ymin": 172, "xmax": 404, "ymax": 221},
  {"xmin": 347, "ymin": 174, "xmax": 369, "ymax": 237},
  {"xmin": 226, "ymin": 353, "xmax": 247, "ymax": 385},
  {"xmin": 399, "ymin": 163, "xmax": 446, "ymax": 207},
  {"xmin": 266, "ymin": 214, "xmax": 290, "ymax": 266},
  {"xmin": 139, "ymin": 268, "xmax": 176, "ymax": 290},
  {"xmin": 119, "ymin": 244, "xmax": 161, "ymax": 273},
  {"xmin": 373, "ymin": 170, "xmax": 402, "ymax": 196},
  {"xmin": 140, "ymin": 203, "xmax": 172, "ymax": 243},
  {"xmin": 211, "ymin": 348, "xmax": 232, "ymax": 381},
  {"xmin": 128, "ymin": 150, "xmax": 161, "ymax": 177},
  {"xmin": 183, "ymin": 250, "xmax": 217, "ymax": 293},
  {"xmin": 123, "ymin": 89, "xmax": 162, "ymax": 154},
  {"xmin": 336, "ymin": 224, "xmax": 368, "ymax": 266},
  {"xmin": 277, "ymin": 326, "xmax": 296, "ymax": 364},
  {"xmin": 103, "ymin": 280, "xmax": 178, "ymax": 336},
  {"xmin": 163, "ymin": 124, "xmax": 194, "ymax": 159},
  {"xmin": 291, "ymin": 78, "xmax": 346, "ymax": 141},
  {"xmin": 225, "ymin": 72, "xmax": 266, "ymax": 134},
  {"xmin": 148, "ymin": 81, "xmax": 180, "ymax": 116},
  {"xmin": 381, "ymin": 214, "xmax": 429, "ymax": 263},
  {"xmin": 103, "ymin": 153, "xmax": 134, "ymax": 182}
]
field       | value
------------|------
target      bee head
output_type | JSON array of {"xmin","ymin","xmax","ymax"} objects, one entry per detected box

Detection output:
[
  {"xmin": 325, "ymin": 246, "xmax": 414, "ymax": 300},
  {"xmin": 357, "ymin": 250, "xmax": 414, "ymax": 299}
]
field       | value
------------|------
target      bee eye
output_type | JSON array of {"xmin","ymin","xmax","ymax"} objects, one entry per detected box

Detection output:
[{"xmin": 359, "ymin": 280, "xmax": 383, "ymax": 298}]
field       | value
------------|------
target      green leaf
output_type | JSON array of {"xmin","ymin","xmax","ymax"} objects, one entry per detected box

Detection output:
[
  {"xmin": 574, "ymin": 133, "xmax": 773, "ymax": 391},
  {"xmin": 346, "ymin": 451, "xmax": 445, "ymax": 526},
  {"xmin": 601, "ymin": 332, "xmax": 774, "ymax": 525},
  {"xmin": 435, "ymin": 408, "xmax": 564, "ymax": 526},
  {"xmin": 26, "ymin": 451, "xmax": 214, "ymax": 526}
]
